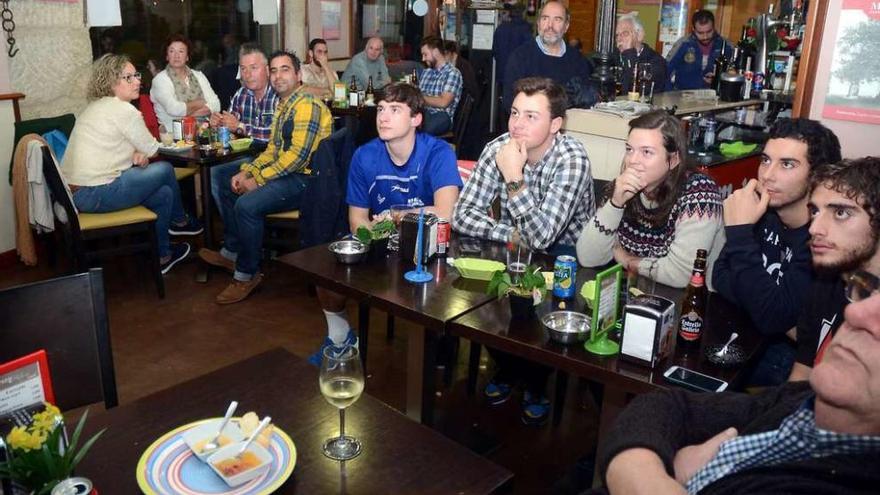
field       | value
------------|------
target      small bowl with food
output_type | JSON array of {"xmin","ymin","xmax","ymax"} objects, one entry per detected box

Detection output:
[
  {"xmin": 329, "ymin": 239, "xmax": 369, "ymax": 264},
  {"xmin": 206, "ymin": 441, "xmax": 273, "ymax": 487},
  {"xmin": 541, "ymin": 310, "xmax": 591, "ymax": 345},
  {"xmin": 229, "ymin": 137, "xmax": 254, "ymax": 151},
  {"xmin": 182, "ymin": 419, "xmax": 246, "ymax": 462}
]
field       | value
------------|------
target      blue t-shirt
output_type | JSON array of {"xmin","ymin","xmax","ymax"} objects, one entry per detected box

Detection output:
[{"xmin": 346, "ymin": 132, "xmax": 462, "ymax": 214}]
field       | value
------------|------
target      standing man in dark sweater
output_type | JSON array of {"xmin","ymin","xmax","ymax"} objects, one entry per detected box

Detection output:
[
  {"xmin": 599, "ymin": 280, "xmax": 880, "ymax": 494},
  {"xmin": 501, "ymin": 0, "xmax": 592, "ymax": 111},
  {"xmin": 788, "ymin": 157, "xmax": 880, "ymax": 382},
  {"xmin": 712, "ymin": 119, "xmax": 841, "ymax": 385}
]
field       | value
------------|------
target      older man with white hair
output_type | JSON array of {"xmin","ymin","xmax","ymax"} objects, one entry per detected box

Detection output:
[
  {"xmin": 615, "ymin": 12, "xmax": 667, "ymax": 95},
  {"xmin": 341, "ymin": 37, "xmax": 391, "ymax": 90}
]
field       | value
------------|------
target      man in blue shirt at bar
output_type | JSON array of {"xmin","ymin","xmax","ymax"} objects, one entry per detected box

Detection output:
[{"xmin": 665, "ymin": 10, "xmax": 733, "ymax": 90}]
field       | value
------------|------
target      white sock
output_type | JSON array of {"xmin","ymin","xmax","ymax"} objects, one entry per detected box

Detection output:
[{"xmin": 324, "ymin": 310, "xmax": 351, "ymax": 344}]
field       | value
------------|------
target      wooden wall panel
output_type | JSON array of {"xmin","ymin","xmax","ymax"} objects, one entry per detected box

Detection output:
[{"xmin": 568, "ymin": 0, "xmax": 599, "ymax": 53}]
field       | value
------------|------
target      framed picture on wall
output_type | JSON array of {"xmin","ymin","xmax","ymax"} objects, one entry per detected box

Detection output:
[{"xmin": 308, "ymin": 0, "xmax": 353, "ymax": 59}]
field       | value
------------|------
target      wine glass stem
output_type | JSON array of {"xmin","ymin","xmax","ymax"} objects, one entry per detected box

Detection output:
[{"xmin": 339, "ymin": 408, "xmax": 346, "ymax": 440}]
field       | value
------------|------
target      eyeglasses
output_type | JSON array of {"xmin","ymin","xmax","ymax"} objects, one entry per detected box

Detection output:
[
  {"xmin": 845, "ymin": 270, "xmax": 880, "ymax": 302},
  {"xmin": 120, "ymin": 72, "xmax": 142, "ymax": 83}
]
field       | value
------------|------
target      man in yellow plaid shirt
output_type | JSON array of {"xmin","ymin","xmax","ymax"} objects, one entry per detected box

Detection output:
[{"xmin": 200, "ymin": 50, "xmax": 332, "ymax": 304}]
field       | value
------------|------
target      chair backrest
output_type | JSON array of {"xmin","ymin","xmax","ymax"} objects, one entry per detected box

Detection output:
[
  {"xmin": 451, "ymin": 93, "xmax": 474, "ymax": 150},
  {"xmin": 457, "ymin": 159, "xmax": 477, "ymax": 183},
  {"xmin": 136, "ymin": 94, "xmax": 161, "ymax": 139},
  {"xmin": 40, "ymin": 146, "xmax": 84, "ymax": 240},
  {"xmin": 8, "ymin": 114, "xmax": 76, "ymax": 185},
  {"xmin": 0, "ymin": 269, "xmax": 118, "ymax": 410}
]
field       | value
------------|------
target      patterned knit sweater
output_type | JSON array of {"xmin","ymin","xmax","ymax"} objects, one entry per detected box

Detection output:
[{"xmin": 576, "ymin": 172, "xmax": 726, "ymax": 289}]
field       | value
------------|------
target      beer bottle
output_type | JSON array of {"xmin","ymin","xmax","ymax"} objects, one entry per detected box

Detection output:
[
  {"xmin": 348, "ymin": 76, "xmax": 359, "ymax": 108},
  {"xmin": 677, "ymin": 249, "xmax": 708, "ymax": 351},
  {"xmin": 366, "ymin": 76, "xmax": 374, "ymax": 101},
  {"xmin": 411, "ymin": 68, "xmax": 419, "ymax": 87}
]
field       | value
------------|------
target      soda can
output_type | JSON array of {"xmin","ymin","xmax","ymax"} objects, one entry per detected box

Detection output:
[
  {"xmin": 752, "ymin": 72, "xmax": 764, "ymax": 95},
  {"xmin": 436, "ymin": 218, "xmax": 450, "ymax": 257},
  {"xmin": 51, "ymin": 477, "xmax": 96, "ymax": 495},
  {"xmin": 553, "ymin": 255, "xmax": 577, "ymax": 299},
  {"xmin": 219, "ymin": 126, "xmax": 230, "ymax": 149},
  {"xmin": 172, "ymin": 119, "xmax": 183, "ymax": 141}
]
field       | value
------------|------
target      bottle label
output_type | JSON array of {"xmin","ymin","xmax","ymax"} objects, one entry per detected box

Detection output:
[
  {"xmin": 679, "ymin": 310, "xmax": 703, "ymax": 341},
  {"xmin": 690, "ymin": 272, "xmax": 705, "ymax": 287}
]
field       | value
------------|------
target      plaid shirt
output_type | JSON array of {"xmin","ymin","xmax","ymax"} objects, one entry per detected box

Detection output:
[
  {"xmin": 418, "ymin": 62, "xmax": 463, "ymax": 120},
  {"xmin": 228, "ymin": 85, "xmax": 279, "ymax": 143},
  {"xmin": 687, "ymin": 397, "xmax": 880, "ymax": 494},
  {"xmin": 240, "ymin": 89, "xmax": 332, "ymax": 186},
  {"xmin": 452, "ymin": 132, "xmax": 594, "ymax": 250}
]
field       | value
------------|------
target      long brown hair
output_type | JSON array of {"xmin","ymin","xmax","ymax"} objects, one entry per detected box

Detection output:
[{"xmin": 611, "ymin": 110, "xmax": 694, "ymax": 226}]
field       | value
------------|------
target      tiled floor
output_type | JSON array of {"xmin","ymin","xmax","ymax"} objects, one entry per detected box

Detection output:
[{"xmin": 2, "ymin": 251, "xmax": 600, "ymax": 494}]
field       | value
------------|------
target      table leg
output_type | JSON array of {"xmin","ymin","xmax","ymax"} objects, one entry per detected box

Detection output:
[
  {"xmin": 195, "ymin": 165, "xmax": 213, "ymax": 283},
  {"xmin": 593, "ymin": 387, "xmax": 628, "ymax": 487},
  {"xmin": 405, "ymin": 326, "xmax": 438, "ymax": 425},
  {"xmin": 358, "ymin": 301, "xmax": 370, "ymax": 375}
]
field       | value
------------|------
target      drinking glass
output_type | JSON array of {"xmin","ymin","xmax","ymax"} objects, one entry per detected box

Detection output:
[
  {"xmin": 389, "ymin": 204, "xmax": 412, "ymax": 227},
  {"xmin": 319, "ymin": 345, "xmax": 364, "ymax": 460},
  {"xmin": 182, "ymin": 117, "xmax": 196, "ymax": 143},
  {"xmin": 506, "ymin": 244, "xmax": 532, "ymax": 283},
  {"xmin": 638, "ymin": 63, "xmax": 654, "ymax": 102}
]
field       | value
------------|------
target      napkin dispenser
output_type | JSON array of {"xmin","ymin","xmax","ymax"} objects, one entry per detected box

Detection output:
[
  {"xmin": 400, "ymin": 212, "xmax": 438, "ymax": 266},
  {"xmin": 620, "ymin": 295, "xmax": 675, "ymax": 367}
]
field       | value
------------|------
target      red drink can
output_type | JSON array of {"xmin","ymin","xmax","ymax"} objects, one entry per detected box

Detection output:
[{"xmin": 436, "ymin": 218, "xmax": 450, "ymax": 257}]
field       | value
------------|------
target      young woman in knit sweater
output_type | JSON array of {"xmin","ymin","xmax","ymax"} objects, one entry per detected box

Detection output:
[{"xmin": 576, "ymin": 110, "xmax": 725, "ymax": 289}]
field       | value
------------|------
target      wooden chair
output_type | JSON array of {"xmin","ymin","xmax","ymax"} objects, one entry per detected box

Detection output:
[
  {"xmin": 40, "ymin": 146, "xmax": 165, "ymax": 298},
  {"xmin": 441, "ymin": 93, "xmax": 474, "ymax": 151},
  {"xmin": 0, "ymin": 269, "xmax": 118, "ymax": 410}
]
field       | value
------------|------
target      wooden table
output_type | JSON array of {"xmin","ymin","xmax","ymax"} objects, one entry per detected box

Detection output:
[
  {"xmin": 446, "ymin": 266, "xmax": 764, "ymax": 461},
  {"xmin": 159, "ymin": 145, "xmax": 259, "ymax": 249},
  {"xmin": 76, "ymin": 348, "xmax": 512, "ymax": 494},
  {"xmin": 277, "ymin": 240, "xmax": 510, "ymax": 424}
]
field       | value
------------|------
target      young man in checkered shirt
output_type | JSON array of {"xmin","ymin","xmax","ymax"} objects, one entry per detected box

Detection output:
[
  {"xmin": 452, "ymin": 76, "xmax": 594, "ymax": 425},
  {"xmin": 418, "ymin": 36, "xmax": 463, "ymax": 136}
]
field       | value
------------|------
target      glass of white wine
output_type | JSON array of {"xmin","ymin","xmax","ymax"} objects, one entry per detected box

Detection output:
[{"xmin": 319, "ymin": 345, "xmax": 364, "ymax": 460}]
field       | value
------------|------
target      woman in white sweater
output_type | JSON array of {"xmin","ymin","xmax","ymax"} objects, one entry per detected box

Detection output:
[
  {"xmin": 150, "ymin": 34, "xmax": 220, "ymax": 131},
  {"xmin": 576, "ymin": 110, "xmax": 725, "ymax": 288},
  {"xmin": 63, "ymin": 54, "xmax": 201, "ymax": 274}
]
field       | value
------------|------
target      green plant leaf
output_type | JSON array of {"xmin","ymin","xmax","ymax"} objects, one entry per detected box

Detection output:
[
  {"xmin": 69, "ymin": 428, "xmax": 105, "ymax": 472},
  {"xmin": 355, "ymin": 226, "xmax": 372, "ymax": 245}
]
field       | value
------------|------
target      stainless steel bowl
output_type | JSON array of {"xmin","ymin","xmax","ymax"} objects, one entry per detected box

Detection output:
[
  {"xmin": 541, "ymin": 311, "xmax": 591, "ymax": 345},
  {"xmin": 329, "ymin": 240, "xmax": 368, "ymax": 264}
]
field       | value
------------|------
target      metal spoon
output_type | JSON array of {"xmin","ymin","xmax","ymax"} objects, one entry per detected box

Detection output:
[
  {"xmin": 202, "ymin": 400, "xmax": 238, "ymax": 454},
  {"xmin": 715, "ymin": 332, "xmax": 739, "ymax": 357},
  {"xmin": 236, "ymin": 416, "xmax": 272, "ymax": 458}
]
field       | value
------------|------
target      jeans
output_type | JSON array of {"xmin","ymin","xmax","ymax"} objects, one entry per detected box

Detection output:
[
  {"xmin": 72, "ymin": 161, "xmax": 185, "ymax": 257},
  {"xmin": 215, "ymin": 169, "xmax": 306, "ymax": 279},
  {"xmin": 421, "ymin": 110, "xmax": 452, "ymax": 135},
  {"xmin": 210, "ymin": 159, "xmax": 251, "ymax": 225}
]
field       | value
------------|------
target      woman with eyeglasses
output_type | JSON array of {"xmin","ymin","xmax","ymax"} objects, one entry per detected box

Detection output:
[
  {"xmin": 62, "ymin": 54, "xmax": 202, "ymax": 275},
  {"xmin": 576, "ymin": 110, "xmax": 725, "ymax": 288},
  {"xmin": 149, "ymin": 33, "xmax": 220, "ymax": 131}
]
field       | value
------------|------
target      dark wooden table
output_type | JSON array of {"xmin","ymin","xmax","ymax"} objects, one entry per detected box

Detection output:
[
  {"xmin": 328, "ymin": 104, "xmax": 377, "ymax": 146},
  {"xmin": 277, "ymin": 240, "xmax": 509, "ymax": 423},
  {"xmin": 446, "ymin": 265, "xmax": 764, "ymax": 465},
  {"xmin": 76, "ymin": 348, "xmax": 512, "ymax": 494},
  {"xmin": 159, "ymin": 145, "xmax": 259, "ymax": 249}
]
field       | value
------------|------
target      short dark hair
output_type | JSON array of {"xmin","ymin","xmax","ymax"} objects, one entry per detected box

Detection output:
[
  {"xmin": 269, "ymin": 50, "xmax": 300, "ymax": 72},
  {"xmin": 380, "ymin": 83, "xmax": 425, "ymax": 118},
  {"xmin": 309, "ymin": 38, "xmax": 327, "ymax": 52},
  {"xmin": 421, "ymin": 36, "xmax": 444, "ymax": 51},
  {"xmin": 768, "ymin": 118, "xmax": 841, "ymax": 170},
  {"xmin": 163, "ymin": 34, "xmax": 193, "ymax": 58},
  {"xmin": 512, "ymin": 77, "xmax": 568, "ymax": 120},
  {"xmin": 443, "ymin": 40, "xmax": 459, "ymax": 55},
  {"xmin": 811, "ymin": 157, "xmax": 880, "ymax": 232},
  {"xmin": 692, "ymin": 9, "xmax": 715, "ymax": 27}
]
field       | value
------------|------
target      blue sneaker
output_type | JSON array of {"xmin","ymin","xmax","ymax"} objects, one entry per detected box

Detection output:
[
  {"xmin": 483, "ymin": 380, "xmax": 512, "ymax": 406},
  {"xmin": 308, "ymin": 329, "xmax": 358, "ymax": 366},
  {"xmin": 521, "ymin": 391, "xmax": 551, "ymax": 426},
  {"xmin": 169, "ymin": 215, "xmax": 204, "ymax": 236}
]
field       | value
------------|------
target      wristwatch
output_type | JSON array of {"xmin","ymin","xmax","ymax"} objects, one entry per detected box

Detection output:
[{"xmin": 505, "ymin": 179, "xmax": 525, "ymax": 194}]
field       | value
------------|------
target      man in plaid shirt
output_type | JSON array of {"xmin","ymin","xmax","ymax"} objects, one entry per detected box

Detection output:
[
  {"xmin": 598, "ymin": 269, "xmax": 880, "ymax": 494},
  {"xmin": 209, "ymin": 43, "xmax": 278, "ymax": 144},
  {"xmin": 453, "ymin": 77, "xmax": 594, "ymax": 426},
  {"xmin": 200, "ymin": 50, "xmax": 332, "ymax": 304},
  {"xmin": 418, "ymin": 36, "xmax": 463, "ymax": 135}
]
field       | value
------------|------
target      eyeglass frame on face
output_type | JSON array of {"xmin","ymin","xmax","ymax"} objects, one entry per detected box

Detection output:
[
  {"xmin": 120, "ymin": 71, "xmax": 142, "ymax": 84},
  {"xmin": 845, "ymin": 269, "xmax": 880, "ymax": 302}
]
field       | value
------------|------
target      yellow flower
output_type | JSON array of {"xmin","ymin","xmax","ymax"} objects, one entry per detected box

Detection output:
[
  {"xmin": 31, "ymin": 403, "xmax": 61, "ymax": 434},
  {"xmin": 6, "ymin": 426, "xmax": 46, "ymax": 451}
]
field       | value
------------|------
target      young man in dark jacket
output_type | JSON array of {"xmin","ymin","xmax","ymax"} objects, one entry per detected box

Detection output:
[{"xmin": 712, "ymin": 119, "xmax": 841, "ymax": 385}]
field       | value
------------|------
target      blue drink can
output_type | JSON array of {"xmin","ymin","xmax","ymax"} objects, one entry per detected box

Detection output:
[
  {"xmin": 219, "ymin": 126, "xmax": 230, "ymax": 149},
  {"xmin": 553, "ymin": 255, "xmax": 577, "ymax": 299}
]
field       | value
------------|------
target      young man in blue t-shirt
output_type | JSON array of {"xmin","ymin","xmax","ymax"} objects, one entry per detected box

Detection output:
[{"xmin": 309, "ymin": 83, "xmax": 463, "ymax": 365}]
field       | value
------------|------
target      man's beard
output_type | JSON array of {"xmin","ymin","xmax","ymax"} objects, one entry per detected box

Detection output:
[
  {"xmin": 814, "ymin": 233, "xmax": 880, "ymax": 275},
  {"xmin": 541, "ymin": 30, "xmax": 561, "ymax": 46}
]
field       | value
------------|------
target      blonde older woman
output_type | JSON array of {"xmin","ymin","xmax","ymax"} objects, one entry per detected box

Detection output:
[
  {"xmin": 62, "ymin": 54, "xmax": 202, "ymax": 274},
  {"xmin": 150, "ymin": 34, "xmax": 221, "ymax": 131}
]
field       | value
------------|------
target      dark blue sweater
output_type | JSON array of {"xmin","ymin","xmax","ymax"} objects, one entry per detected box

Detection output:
[
  {"xmin": 712, "ymin": 211, "xmax": 813, "ymax": 336},
  {"xmin": 502, "ymin": 39, "xmax": 592, "ymax": 110}
]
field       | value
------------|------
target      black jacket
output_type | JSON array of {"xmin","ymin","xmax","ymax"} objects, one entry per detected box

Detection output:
[
  {"xmin": 617, "ymin": 44, "xmax": 668, "ymax": 94},
  {"xmin": 298, "ymin": 127, "xmax": 355, "ymax": 249}
]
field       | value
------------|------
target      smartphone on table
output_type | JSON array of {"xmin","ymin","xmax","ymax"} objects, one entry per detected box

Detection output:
[{"xmin": 663, "ymin": 366, "xmax": 728, "ymax": 393}]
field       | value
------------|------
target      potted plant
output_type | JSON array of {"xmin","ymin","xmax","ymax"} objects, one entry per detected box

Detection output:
[
  {"xmin": 356, "ymin": 219, "xmax": 396, "ymax": 259},
  {"xmin": 0, "ymin": 403, "xmax": 105, "ymax": 495},
  {"xmin": 486, "ymin": 265, "xmax": 547, "ymax": 320}
]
